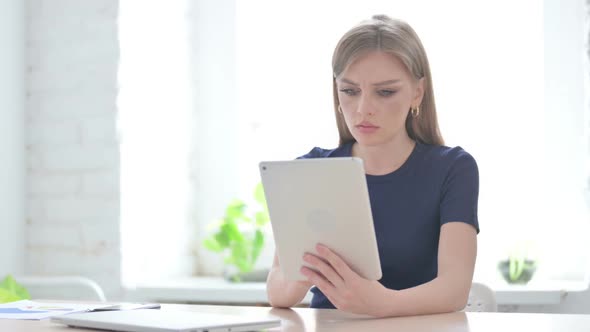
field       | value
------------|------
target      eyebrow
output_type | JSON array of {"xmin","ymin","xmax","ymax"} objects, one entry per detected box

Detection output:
[{"xmin": 339, "ymin": 78, "xmax": 402, "ymax": 86}]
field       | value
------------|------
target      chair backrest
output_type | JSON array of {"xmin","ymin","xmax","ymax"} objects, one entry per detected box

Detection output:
[
  {"xmin": 464, "ymin": 282, "xmax": 497, "ymax": 312},
  {"xmin": 15, "ymin": 275, "xmax": 107, "ymax": 302}
]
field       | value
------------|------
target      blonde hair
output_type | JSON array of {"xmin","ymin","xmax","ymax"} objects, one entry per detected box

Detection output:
[{"xmin": 332, "ymin": 15, "xmax": 444, "ymax": 146}]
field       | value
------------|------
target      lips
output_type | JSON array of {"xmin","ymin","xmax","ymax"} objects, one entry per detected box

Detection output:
[
  {"xmin": 355, "ymin": 121, "xmax": 379, "ymax": 134},
  {"xmin": 355, "ymin": 121, "xmax": 379, "ymax": 129}
]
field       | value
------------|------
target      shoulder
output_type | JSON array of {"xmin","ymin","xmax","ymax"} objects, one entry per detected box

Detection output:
[
  {"xmin": 416, "ymin": 145, "xmax": 479, "ymax": 195},
  {"xmin": 417, "ymin": 144, "xmax": 478, "ymax": 171},
  {"xmin": 296, "ymin": 143, "xmax": 352, "ymax": 159}
]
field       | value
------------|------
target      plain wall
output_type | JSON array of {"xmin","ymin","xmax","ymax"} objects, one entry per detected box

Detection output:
[
  {"xmin": 511, "ymin": 0, "xmax": 590, "ymax": 315},
  {"xmin": 0, "ymin": 0, "xmax": 26, "ymax": 278},
  {"xmin": 541, "ymin": 0, "xmax": 590, "ymax": 313}
]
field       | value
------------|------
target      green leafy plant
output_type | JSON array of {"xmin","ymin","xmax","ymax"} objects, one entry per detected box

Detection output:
[
  {"xmin": 202, "ymin": 183, "xmax": 270, "ymax": 282},
  {"xmin": 498, "ymin": 245, "xmax": 537, "ymax": 284},
  {"xmin": 0, "ymin": 275, "xmax": 30, "ymax": 303}
]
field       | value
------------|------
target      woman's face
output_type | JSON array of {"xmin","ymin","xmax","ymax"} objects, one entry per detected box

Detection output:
[{"xmin": 336, "ymin": 51, "xmax": 423, "ymax": 147}]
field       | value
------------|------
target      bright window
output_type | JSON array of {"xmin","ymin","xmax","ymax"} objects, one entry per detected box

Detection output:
[
  {"xmin": 118, "ymin": 0, "xmax": 193, "ymax": 286},
  {"xmin": 119, "ymin": 0, "xmax": 590, "ymax": 287}
]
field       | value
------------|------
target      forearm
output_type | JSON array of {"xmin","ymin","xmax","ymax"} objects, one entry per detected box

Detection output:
[
  {"xmin": 379, "ymin": 223, "xmax": 477, "ymax": 317},
  {"xmin": 266, "ymin": 266, "xmax": 311, "ymax": 308},
  {"xmin": 381, "ymin": 275, "xmax": 470, "ymax": 317}
]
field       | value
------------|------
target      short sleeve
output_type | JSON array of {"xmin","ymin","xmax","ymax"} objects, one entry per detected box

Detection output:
[
  {"xmin": 296, "ymin": 145, "xmax": 348, "ymax": 159},
  {"xmin": 296, "ymin": 147, "xmax": 326, "ymax": 159},
  {"xmin": 439, "ymin": 149, "xmax": 480, "ymax": 233}
]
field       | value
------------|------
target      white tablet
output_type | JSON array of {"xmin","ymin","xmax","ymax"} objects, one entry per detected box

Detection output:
[{"xmin": 259, "ymin": 157, "xmax": 382, "ymax": 281}]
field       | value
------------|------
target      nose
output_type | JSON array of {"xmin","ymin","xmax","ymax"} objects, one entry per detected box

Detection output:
[{"xmin": 356, "ymin": 95, "xmax": 375, "ymax": 116}]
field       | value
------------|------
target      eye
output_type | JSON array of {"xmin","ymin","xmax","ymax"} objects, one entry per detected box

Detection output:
[
  {"xmin": 339, "ymin": 88, "xmax": 359, "ymax": 96},
  {"xmin": 377, "ymin": 89, "xmax": 396, "ymax": 97}
]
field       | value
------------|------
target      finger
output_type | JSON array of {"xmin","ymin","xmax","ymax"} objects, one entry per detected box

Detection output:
[
  {"xmin": 316, "ymin": 244, "xmax": 356, "ymax": 281},
  {"xmin": 300, "ymin": 266, "xmax": 335, "ymax": 291},
  {"xmin": 317, "ymin": 285, "xmax": 342, "ymax": 310},
  {"xmin": 303, "ymin": 253, "xmax": 345, "ymax": 288},
  {"xmin": 301, "ymin": 266, "xmax": 340, "ymax": 305}
]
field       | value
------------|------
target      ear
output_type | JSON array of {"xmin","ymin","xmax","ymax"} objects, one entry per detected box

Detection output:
[{"xmin": 412, "ymin": 77, "xmax": 425, "ymax": 107}]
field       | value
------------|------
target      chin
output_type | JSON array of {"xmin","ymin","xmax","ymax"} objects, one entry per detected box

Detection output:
[{"xmin": 352, "ymin": 136, "xmax": 386, "ymax": 147}]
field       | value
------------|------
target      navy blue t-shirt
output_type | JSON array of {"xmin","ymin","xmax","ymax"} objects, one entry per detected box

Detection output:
[{"xmin": 298, "ymin": 141, "xmax": 479, "ymax": 309}]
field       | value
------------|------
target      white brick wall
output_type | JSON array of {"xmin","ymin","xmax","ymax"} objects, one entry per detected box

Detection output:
[{"xmin": 26, "ymin": 0, "xmax": 122, "ymax": 299}]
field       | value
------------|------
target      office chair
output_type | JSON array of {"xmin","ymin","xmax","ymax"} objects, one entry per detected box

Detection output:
[
  {"xmin": 464, "ymin": 282, "xmax": 497, "ymax": 312},
  {"xmin": 15, "ymin": 275, "xmax": 107, "ymax": 302}
]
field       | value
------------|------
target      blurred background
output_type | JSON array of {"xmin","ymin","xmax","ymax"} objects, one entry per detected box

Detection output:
[{"xmin": 1, "ymin": 0, "xmax": 589, "ymax": 313}]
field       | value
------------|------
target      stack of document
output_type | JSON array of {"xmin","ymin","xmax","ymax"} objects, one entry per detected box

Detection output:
[{"xmin": 0, "ymin": 300, "xmax": 110, "ymax": 320}]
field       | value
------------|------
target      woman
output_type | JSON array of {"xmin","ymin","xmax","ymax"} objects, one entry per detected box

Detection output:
[{"xmin": 266, "ymin": 14, "xmax": 479, "ymax": 318}]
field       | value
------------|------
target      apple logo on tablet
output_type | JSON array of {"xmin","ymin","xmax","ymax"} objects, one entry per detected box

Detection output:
[{"xmin": 306, "ymin": 209, "xmax": 335, "ymax": 233}]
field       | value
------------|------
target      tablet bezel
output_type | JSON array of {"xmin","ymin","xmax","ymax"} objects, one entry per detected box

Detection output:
[{"xmin": 260, "ymin": 157, "xmax": 382, "ymax": 281}]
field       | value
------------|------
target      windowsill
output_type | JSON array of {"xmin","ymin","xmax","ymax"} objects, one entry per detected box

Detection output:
[
  {"xmin": 485, "ymin": 279, "xmax": 586, "ymax": 305},
  {"xmin": 124, "ymin": 277, "xmax": 588, "ymax": 306}
]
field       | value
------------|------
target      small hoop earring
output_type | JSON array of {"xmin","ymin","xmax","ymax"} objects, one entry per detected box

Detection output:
[
  {"xmin": 337, "ymin": 105, "xmax": 343, "ymax": 114},
  {"xmin": 411, "ymin": 106, "xmax": 420, "ymax": 118}
]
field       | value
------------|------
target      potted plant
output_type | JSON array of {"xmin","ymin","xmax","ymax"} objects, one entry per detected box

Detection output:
[
  {"xmin": 498, "ymin": 251, "xmax": 537, "ymax": 285},
  {"xmin": 202, "ymin": 183, "xmax": 271, "ymax": 282},
  {"xmin": 0, "ymin": 275, "xmax": 30, "ymax": 303}
]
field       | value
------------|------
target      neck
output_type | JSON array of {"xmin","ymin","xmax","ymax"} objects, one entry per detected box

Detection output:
[{"xmin": 352, "ymin": 135, "xmax": 416, "ymax": 176}]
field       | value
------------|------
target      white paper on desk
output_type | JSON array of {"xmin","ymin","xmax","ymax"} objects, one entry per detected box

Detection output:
[{"xmin": 0, "ymin": 300, "xmax": 111, "ymax": 320}]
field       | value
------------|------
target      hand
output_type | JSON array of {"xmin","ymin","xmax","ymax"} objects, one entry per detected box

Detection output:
[{"xmin": 301, "ymin": 244, "xmax": 391, "ymax": 317}]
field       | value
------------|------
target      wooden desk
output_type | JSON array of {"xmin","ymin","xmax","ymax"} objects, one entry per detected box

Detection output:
[{"xmin": 2, "ymin": 303, "xmax": 590, "ymax": 331}]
